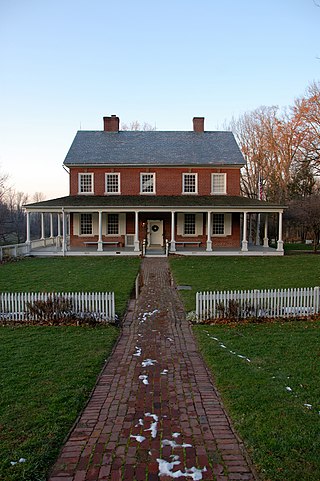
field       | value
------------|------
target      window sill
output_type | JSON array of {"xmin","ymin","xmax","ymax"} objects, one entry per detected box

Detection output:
[{"xmin": 78, "ymin": 192, "xmax": 94, "ymax": 195}]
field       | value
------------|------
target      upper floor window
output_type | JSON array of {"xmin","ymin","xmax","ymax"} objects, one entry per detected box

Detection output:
[
  {"xmin": 184, "ymin": 213, "xmax": 196, "ymax": 235},
  {"xmin": 80, "ymin": 213, "xmax": 93, "ymax": 235},
  {"xmin": 211, "ymin": 173, "xmax": 226, "ymax": 194},
  {"xmin": 140, "ymin": 173, "xmax": 155, "ymax": 194},
  {"xmin": 107, "ymin": 214, "xmax": 119, "ymax": 235},
  {"xmin": 183, "ymin": 173, "xmax": 198, "ymax": 194},
  {"xmin": 105, "ymin": 173, "xmax": 120, "ymax": 194},
  {"xmin": 79, "ymin": 173, "xmax": 94, "ymax": 194}
]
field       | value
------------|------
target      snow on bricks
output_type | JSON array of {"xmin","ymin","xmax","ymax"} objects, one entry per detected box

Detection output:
[{"xmin": 48, "ymin": 258, "xmax": 256, "ymax": 481}]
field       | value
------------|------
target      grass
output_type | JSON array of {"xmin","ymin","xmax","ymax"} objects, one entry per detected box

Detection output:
[
  {"xmin": 194, "ymin": 321, "xmax": 320, "ymax": 481},
  {"xmin": 170, "ymin": 255, "xmax": 320, "ymax": 312},
  {"xmin": 0, "ymin": 325, "xmax": 119, "ymax": 481},
  {"xmin": 0, "ymin": 257, "xmax": 140, "ymax": 317}
]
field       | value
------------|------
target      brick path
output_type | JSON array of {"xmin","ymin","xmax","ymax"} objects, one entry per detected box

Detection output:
[{"xmin": 49, "ymin": 258, "xmax": 256, "ymax": 481}]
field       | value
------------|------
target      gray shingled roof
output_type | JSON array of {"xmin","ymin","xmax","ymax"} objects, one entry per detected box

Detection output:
[
  {"xmin": 25, "ymin": 195, "xmax": 285, "ymax": 210},
  {"xmin": 63, "ymin": 131, "xmax": 245, "ymax": 166}
]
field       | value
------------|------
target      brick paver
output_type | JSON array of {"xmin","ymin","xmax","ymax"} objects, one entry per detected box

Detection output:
[{"xmin": 49, "ymin": 258, "xmax": 257, "ymax": 481}]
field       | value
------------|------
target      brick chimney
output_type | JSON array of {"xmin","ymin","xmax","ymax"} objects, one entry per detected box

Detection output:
[
  {"xmin": 193, "ymin": 117, "xmax": 205, "ymax": 132},
  {"xmin": 103, "ymin": 115, "xmax": 120, "ymax": 132}
]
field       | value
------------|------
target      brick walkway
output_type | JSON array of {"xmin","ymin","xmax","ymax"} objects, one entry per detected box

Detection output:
[{"xmin": 49, "ymin": 258, "xmax": 256, "ymax": 481}]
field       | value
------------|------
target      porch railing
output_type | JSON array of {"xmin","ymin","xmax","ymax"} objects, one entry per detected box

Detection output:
[
  {"xmin": 0, "ymin": 291, "xmax": 115, "ymax": 322},
  {"xmin": 196, "ymin": 286, "xmax": 320, "ymax": 321}
]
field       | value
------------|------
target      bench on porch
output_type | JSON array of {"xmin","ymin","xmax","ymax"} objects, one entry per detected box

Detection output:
[
  {"xmin": 175, "ymin": 241, "xmax": 201, "ymax": 248},
  {"xmin": 83, "ymin": 241, "xmax": 121, "ymax": 248}
]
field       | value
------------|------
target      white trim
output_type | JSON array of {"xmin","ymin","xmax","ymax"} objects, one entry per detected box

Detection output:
[
  {"xmin": 182, "ymin": 173, "xmax": 198, "ymax": 194},
  {"xmin": 140, "ymin": 172, "xmax": 156, "ymax": 194},
  {"xmin": 105, "ymin": 173, "xmax": 121, "ymax": 195},
  {"xmin": 211, "ymin": 173, "xmax": 226, "ymax": 195},
  {"xmin": 78, "ymin": 173, "xmax": 94, "ymax": 194}
]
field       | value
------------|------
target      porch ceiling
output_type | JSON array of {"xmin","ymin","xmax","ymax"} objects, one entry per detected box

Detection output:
[{"xmin": 24, "ymin": 195, "xmax": 285, "ymax": 212}]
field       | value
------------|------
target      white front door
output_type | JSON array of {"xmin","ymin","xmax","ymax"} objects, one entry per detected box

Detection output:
[{"xmin": 148, "ymin": 220, "xmax": 163, "ymax": 246}]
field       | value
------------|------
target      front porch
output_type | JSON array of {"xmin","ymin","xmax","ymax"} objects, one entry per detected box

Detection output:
[
  {"xmin": 22, "ymin": 195, "xmax": 286, "ymax": 258},
  {"xmin": 22, "ymin": 237, "xmax": 283, "ymax": 257}
]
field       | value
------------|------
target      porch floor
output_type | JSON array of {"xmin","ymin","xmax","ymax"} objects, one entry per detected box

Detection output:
[{"xmin": 28, "ymin": 243, "xmax": 283, "ymax": 257}]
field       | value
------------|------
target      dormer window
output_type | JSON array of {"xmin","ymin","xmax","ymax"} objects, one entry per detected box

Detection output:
[
  {"xmin": 105, "ymin": 173, "xmax": 120, "ymax": 194},
  {"xmin": 211, "ymin": 173, "xmax": 226, "ymax": 194},
  {"xmin": 79, "ymin": 173, "xmax": 94, "ymax": 194},
  {"xmin": 183, "ymin": 173, "xmax": 198, "ymax": 194},
  {"xmin": 140, "ymin": 173, "xmax": 155, "ymax": 194}
]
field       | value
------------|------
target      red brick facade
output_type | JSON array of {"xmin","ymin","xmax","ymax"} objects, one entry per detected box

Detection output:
[{"xmin": 70, "ymin": 167, "xmax": 241, "ymax": 196}]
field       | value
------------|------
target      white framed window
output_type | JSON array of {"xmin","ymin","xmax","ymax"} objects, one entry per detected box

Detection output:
[
  {"xmin": 79, "ymin": 173, "xmax": 94, "ymax": 194},
  {"xmin": 183, "ymin": 173, "xmax": 198, "ymax": 194},
  {"xmin": 212, "ymin": 214, "xmax": 225, "ymax": 235},
  {"xmin": 184, "ymin": 214, "xmax": 196, "ymax": 235},
  {"xmin": 105, "ymin": 173, "xmax": 120, "ymax": 194},
  {"xmin": 80, "ymin": 213, "xmax": 93, "ymax": 235},
  {"xmin": 211, "ymin": 173, "xmax": 226, "ymax": 194},
  {"xmin": 140, "ymin": 173, "xmax": 155, "ymax": 194},
  {"xmin": 107, "ymin": 214, "xmax": 119, "ymax": 235}
]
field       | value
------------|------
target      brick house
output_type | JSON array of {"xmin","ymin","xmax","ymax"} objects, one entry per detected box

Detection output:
[{"xmin": 24, "ymin": 115, "xmax": 285, "ymax": 256}]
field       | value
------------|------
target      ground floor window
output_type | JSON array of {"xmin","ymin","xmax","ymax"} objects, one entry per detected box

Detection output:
[
  {"xmin": 184, "ymin": 214, "xmax": 196, "ymax": 235},
  {"xmin": 107, "ymin": 214, "xmax": 119, "ymax": 235},
  {"xmin": 212, "ymin": 213, "xmax": 224, "ymax": 235},
  {"xmin": 80, "ymin": 213, "xmax": 93, "ymax": 235}
]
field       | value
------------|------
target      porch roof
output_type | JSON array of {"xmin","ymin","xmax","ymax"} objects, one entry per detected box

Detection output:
[{"xmin": 24, "ymin": 195, "xmax": 285, "ymax": 212}]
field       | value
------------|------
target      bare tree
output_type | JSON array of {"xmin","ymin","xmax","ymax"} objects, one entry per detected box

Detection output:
[
  {"xmin": 121, "ymin": 121, "xmax": 156, "ymax": 131},
  {"xmin": 286, "ymin": 194, "xmax": 320, "ymax": 252}
]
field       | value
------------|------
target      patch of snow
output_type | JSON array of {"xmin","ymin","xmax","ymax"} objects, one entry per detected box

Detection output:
[
  {"xmin": 134, "ymin": 347, "xmax": 142, "ymax": 357},
  {"xmin": 139, "ymin": 375, "xmax": 149, "ymax": 385},
  {"xmin": 142, "ymin": 358, "xmax": 158, "ymax": 367},
  {"xmin": 286, "ymin": 386, "xmax": 292, "ymax": 392},
  {"xmin": 304, "ymin": 403, "xmax": 312, "ymax": 409},
  {"xmin": 172, "ymin": 432, "xmax": 180, "ymax": 438},
  {"xmin": 161, "ymin": 369, "xmax": 168, "ymax": 375},
  {"xmin": 220, "ymin": 344, "xmax": 227, "ymax": 349},
  {"xmin": 157, "ymin": 458, "xmax": 207, "ymax": 480},
  {"xmin": 162, "ymin": 439, "xmax": 192, "ymax": 449},
  {"xmin": 130, "ymin": 435, "xmax": 146, "ymax": 443},
  {"xmin": 144, "ymin": 413, "xmax": 159, "ymax": 438},
  {"xmin": 167, "ymin": 337, "xmax": 174, "ymax": 342}
]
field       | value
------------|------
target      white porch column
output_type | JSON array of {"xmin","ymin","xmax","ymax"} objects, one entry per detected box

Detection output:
[
  {"xmin": 98, "ymin": 211, "xmax": 103, "ymax": 251},
  {"xmin": 62, "ymin": 209, "xmax": 66, "ymax": 255},
  {"xmin": 241, "ymin": 212, "xmax": 248, "ymax": 251},
  {"xmin": 263, "ymin": 214, "xmax": 269, "ymax": 247},
  {"xmin": 50, "ymin": 213, "xmax": 54, "ymax": 238},
  {"xmin": 40, "ymin": 213, "xmax": 45, "ymax": 240},
  {"xmin": 255, "ymin": 213, "xmax": 261, "ymax": 245},
  {"xmin": 206, "ymin": 211, "xmax": 212, "ymax": 252},
  {"xmin": 134, "ymin": 211, "xmax": 140, "ymax": 252},
  {"xmin": 277, "ymin": 211, "xmax": 284, "ymax": 251},
  {"xmin": 170, "ymin": 211, "xmax": 176, "ymax": 252},
  {"xmin": 26, "ymin": 211, "xmax": 31, "ymax": 245},
  {"xmin": 57, "ymin": 213, "xmax": 61, "ymax": 237}
]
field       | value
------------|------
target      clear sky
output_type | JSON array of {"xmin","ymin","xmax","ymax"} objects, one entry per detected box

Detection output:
[{"xmin": 0, "ymin": 0, "xmax": 319, "ymax": 200}]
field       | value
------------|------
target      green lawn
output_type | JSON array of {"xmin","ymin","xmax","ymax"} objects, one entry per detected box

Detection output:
[
  {"xmin": 0, "ymin": 326, "xmax": 119, "ymax": 481},
  {"xmin": 170, "ymin": 255, "xmax": 320, "ymax": 312},
  {"xmin": 0, "ymin": 257, "xmax": 140, "ymax": 317},
  {"xmin": 194, "ymin": 321, "xmax": 320, "ymax": 481}
]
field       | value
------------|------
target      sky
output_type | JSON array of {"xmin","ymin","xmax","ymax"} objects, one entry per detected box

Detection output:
[{"xmin": 0, "ymin": 0, "xmax": 319, "ymax": 200}]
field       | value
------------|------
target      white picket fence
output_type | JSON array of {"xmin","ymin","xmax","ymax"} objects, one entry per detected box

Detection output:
[
  {"xmin": 0, "ymin": 291, "xmax": 115, "ymax": 322},
  {"xmin": 196, "ymin": 287, "xmax": 320, "ymax": 321}
]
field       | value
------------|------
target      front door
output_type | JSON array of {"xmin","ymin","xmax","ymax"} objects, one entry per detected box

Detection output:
[{"xmin": 148, "ymin": 220, "xmax": 163, "ymax": 246}]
